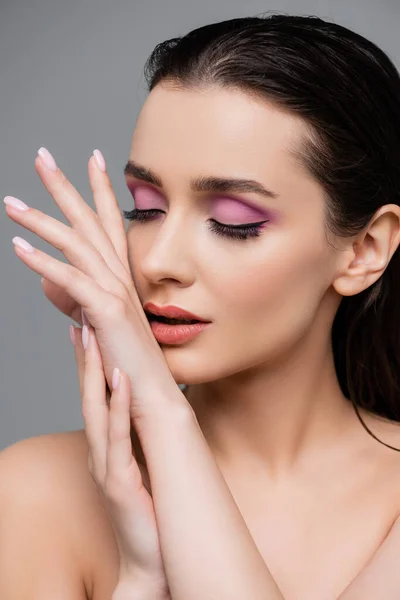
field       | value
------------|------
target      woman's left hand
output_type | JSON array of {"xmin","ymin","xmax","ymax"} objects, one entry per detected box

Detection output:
[
  {"xmin": 72, "ymin": 323, "xmax": 170, "ymax": 596},
  {"xmin": 3, "ymin": 147, "xmax": 188, "ymax": 430}
]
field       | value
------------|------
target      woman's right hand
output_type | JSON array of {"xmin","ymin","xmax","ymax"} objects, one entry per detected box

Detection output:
[
  {"xmin": 41, "ymin": 276, "xmax": 83, "ymax": 323},
  {"xmin": 71, "ymin": 323, "xmax": 171, "ymax": 598}
]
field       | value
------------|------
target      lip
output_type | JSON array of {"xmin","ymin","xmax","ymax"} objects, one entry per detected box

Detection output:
[
  {"xmin": 143, "ymin": 302, "xmax": 211, "ymax": 323},
  {"xmin": 149, "ymin": 320, "xmax": 211, "ymax": 345}
]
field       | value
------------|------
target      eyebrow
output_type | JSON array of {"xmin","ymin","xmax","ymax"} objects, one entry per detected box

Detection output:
[{"xmin": 123, "ymin": 160, "xmax": 279, "ymax": 200}]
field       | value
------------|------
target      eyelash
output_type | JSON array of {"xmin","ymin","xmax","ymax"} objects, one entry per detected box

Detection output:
[{"xmin": 122, "ymin": 208, "xmax": 269, "ymax": 241}]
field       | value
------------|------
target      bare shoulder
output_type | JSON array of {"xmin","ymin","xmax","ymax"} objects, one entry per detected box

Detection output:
[{"xmin": 0, "ymin": 429, "xmax": 120, "ymax": 599}]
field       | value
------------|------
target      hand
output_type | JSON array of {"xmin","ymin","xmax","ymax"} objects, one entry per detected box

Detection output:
[
  {"xmin": 39, "ymin": 147, "xmax": 133, "ymax": 327},
  {"xmin": 3, "ymin": 148, "xmax": 188, "ymax": 429},
  {"xmin": 71, "ymin": 321, "xmax": 170, "ymax": 596}
]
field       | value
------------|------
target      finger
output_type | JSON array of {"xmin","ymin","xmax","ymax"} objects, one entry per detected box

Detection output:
[
  {"xmin": 82, "ymin": 326, "xmax": 109, "ymax": 483},
  {"xmin": 80, "ymin": 315, "xmax": 112, "ymax": 407},
  {"xmin": 72, "ymin": 325, "xmax": 141, "ymax": 480},
  {"xmin": 89, "ymin": 152, "xmax": 131, "ymax": 275},
  {"xmin": 34, "ymin": 151, "xmax": 132, "ymax": 286},
  {"xmin": 13, "ymin": 238, "xmax": 156, "ymax": 403},
  {"xmin": 14, "ymin": 229, "xmax": 170, "ymax": 421},
  {"xmin": 75, "ymin": 321, "xmax": 112, "ymax": 407},
  {"xmin": 4, "ymin": 200, "xmax": 126, "ymax": 298},
  {"xmin": 72, "ymin": 326, "xmax": 85, "ymax": 399},
  {"xmin": 11, "ymin": 238, "xmax": 120, "ymax": 328},
  {"xmin": 107, "ymin": 368, "xmax": 141, "ymax": 483}
]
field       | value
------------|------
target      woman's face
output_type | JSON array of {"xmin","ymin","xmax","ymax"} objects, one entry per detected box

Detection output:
[{"xmin": 124, "ymin": 84, "xmax": 340, "ymax": 386}]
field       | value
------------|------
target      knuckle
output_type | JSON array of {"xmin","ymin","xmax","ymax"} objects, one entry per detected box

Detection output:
[
  {"xmin": 104, "ymin": 474, "xmax": 128, "ymax": 504},
  {"xmin": 103, "ymin": 482, "xmax": 120, "ymax": 504}
]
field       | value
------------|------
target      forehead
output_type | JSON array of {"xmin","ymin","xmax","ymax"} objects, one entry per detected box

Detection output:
[{"xmin": 130, "ymin": 84, "xmax": 306, "ymax": 178}]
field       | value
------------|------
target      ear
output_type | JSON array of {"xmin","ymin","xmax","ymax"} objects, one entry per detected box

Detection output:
[{"xmin": 333, "ymin": 204, "xmax": 400, "ymax": 297}]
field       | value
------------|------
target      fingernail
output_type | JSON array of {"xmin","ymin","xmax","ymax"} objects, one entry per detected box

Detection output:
[
  {"xmin": 69, "ymin": 324, "xmax": 76, "ymax": 346},
  {"xmin": 112, "ymin": 367, "xmax": 120, "ymax": 390},
  {"xmin": 12, "ymin": 236, "xmax": 35, "ymax": 253},
  {"xmin": 81, "ymin": 307, "xmax": 89, "ymax": 327},
  {"xmin": 93, "ymin": 149, "xmax": 106, "ymax": 172},
  {"xmin": 82, "ymin": 325, "xmax": 89, "ymax": 350},
  {"xmin": 38, "ymin": 147, "xmax": 58, "ymax": 172},
  {"xmin": 4, "ymin": 196, "xmax": 30, "ymax": 211}
]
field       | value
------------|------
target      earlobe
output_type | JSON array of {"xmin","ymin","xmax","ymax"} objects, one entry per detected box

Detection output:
[{"xmin": 332, "ymin": 268, "xmax": 373, "ymax": 297}]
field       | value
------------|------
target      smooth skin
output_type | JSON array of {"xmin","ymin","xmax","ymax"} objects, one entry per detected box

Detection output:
[
  {"xmin": 2, "ymin": 147, "xmax": 289, "ymax": 598},
  {"xmin": 1, "ymin": 142, "xmax": 291, "ymax": 599},
  {"xmin": 2, "ymin": 83, "xmax": 400, "ymax": 599}
]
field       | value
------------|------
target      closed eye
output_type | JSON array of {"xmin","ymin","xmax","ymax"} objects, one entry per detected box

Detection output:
[{"xmin": 122, "ymin": 208, "xmax": 269, "ymax": 241}]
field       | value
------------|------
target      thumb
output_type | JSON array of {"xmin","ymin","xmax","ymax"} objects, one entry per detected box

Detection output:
[{"xmin": 40, "ymin": 277, "xmax": 82, "ymax": 324}]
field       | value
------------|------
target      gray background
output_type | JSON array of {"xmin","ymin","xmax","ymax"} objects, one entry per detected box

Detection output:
[{"xmin": 1, "ymin": 0, "xmax": 399, "ymax": 451}]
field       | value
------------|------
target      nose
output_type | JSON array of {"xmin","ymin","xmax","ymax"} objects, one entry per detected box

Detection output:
[{"xmin": 136, "ymin": 211, "xmax": 193, "ymax": 285}]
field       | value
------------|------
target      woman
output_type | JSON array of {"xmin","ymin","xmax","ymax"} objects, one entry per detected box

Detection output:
[{"xmin": 2, "ymin": 12, "xmax": 400, "ymax": 600}]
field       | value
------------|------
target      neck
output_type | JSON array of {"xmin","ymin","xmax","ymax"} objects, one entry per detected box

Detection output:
[{"xmin": 185, "ymin": 337, "xmax": 359, "ymax": 484}]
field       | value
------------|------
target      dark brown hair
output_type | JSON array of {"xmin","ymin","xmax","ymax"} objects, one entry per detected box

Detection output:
[{"xmin": 142, "ymin": 12, "xmax": 400, "ymax": 450}]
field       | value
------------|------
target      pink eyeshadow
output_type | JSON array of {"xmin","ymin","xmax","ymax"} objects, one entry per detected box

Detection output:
[
  {"xmin": 128, "ymin": 183, "xmax": 278, "ymax": 224},
  {"xmin": 212, "ymin": 197, "xmax": 273, "ymax": 224}
]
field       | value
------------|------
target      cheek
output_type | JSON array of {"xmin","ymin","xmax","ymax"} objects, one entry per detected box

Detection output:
[{"xmin": 213, "ymin": 232, "xmax": 331, "ymax": 350}]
